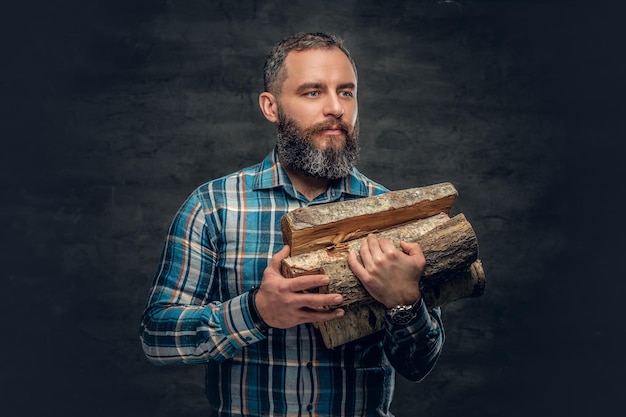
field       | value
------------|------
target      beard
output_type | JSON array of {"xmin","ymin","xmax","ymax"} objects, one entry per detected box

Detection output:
[{"xmin": 276, "ymin": 109, "xmax": 360, "ymax": 180}]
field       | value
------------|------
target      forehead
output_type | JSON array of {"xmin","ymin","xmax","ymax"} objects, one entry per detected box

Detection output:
[{"xmin": 282, "ymin": 48, "xmax": 357, "ymax": 87}]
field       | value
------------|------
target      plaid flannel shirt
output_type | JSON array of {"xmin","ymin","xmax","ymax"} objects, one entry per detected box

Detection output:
[{"xmin": 140, "ymin": 148, "xmax": 444, "ymax": 417}]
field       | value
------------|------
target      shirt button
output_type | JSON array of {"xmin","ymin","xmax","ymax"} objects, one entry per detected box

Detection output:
[
  {"xmin": 307, "ymin": 362, "xmax": 313, "ymax": 370},
  {"xmin": 307, "ymin": 404, "xmax": 313, "ymax": 412}
]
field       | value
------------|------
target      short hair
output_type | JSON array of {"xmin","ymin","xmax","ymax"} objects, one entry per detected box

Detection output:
[{"xmin": 263, "ymin": 32, "xmax": 358, "ymax": 95}]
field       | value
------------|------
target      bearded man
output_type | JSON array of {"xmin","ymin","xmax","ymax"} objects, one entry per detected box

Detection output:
[{"xmin": 140, "ymin": 32, "xmax": 444, "ymax": 417}]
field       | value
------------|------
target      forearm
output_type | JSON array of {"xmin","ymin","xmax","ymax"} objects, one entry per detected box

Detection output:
[
  {"xmin": 140, "ymin": 291, "xmax": 266, "ymax": 365},
  {"xmin": 138, "ymin": 190, "xmax": 269, "ymax": 364},
  {"xmin": 384, "ymin": 301, "xmax": 445, "ymax": 382}
]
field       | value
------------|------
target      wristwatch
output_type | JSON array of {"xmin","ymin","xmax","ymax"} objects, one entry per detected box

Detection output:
[{"xmin": 386, "ymin": 298, "xmax": 421, "ymax": 325}]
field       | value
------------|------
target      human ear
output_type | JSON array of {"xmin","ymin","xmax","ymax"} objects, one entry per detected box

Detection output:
[{"xmin": 259, "ymin": 92, "xmax": 279, "ymax": 123}]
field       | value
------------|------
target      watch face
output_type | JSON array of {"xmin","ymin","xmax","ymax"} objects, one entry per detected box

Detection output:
[{"xmin": 389, "ymin": 307, "xmax": 415, "ymax": 324}]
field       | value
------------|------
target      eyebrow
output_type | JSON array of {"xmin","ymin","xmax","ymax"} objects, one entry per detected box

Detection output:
[{"xmin": 295, "ymin": 82, "xmax": 356, "ymax": 94}]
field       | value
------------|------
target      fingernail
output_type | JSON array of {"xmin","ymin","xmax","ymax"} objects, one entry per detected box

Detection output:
[
  {"xmin": 333, "ymin": 295, "xmax": 342, "ymax": 303},
  {"xmin": 336, "ymin": 309, "xmax": 344, "ymax": 317}
]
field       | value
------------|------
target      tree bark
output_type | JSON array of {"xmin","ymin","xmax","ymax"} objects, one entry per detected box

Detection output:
[
  {"xmin": 281, "ymin": 212, "xmax": 451, "ymax": 278},
  {"xmin": 278, "ymin": 183, "xmax": 487, "ymax": 349},
  {"xmin": 317, "ymin": 214, "xmax": 479, "ymax": 307},
  {"xmin": 315, "ymin": 259, "xmax": 485, "ymax": 349},
  {"xmin": 281, "ymin": 182, "xmax": 458, "ymax": 256}
]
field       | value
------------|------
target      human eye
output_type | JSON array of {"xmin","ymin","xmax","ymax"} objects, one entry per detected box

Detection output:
[
  {"xmin": 304, "ymin": 90, "xmax": 320, "ymax": 97},
  {"xmin": 337, "ymin": 82, "xmax": 356, "ymax": 98},
  {"xmin": 339, "ymin": 90, "xmax": 354, "ymax": 98}
]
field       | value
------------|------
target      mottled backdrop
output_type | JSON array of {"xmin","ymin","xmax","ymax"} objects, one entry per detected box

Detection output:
[{"xmin": 1, "ymin": 1, "xmax": 623, "ymax": 416}]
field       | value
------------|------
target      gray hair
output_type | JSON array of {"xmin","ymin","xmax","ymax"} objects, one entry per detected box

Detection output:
[{"xmin": 263, "ymin": 32, "xmax": 358, "ymax": 95}]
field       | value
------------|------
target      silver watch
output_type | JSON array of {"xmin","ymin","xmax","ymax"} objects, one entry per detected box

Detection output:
[{"xmin": 386, "ymin": 299, "xmax": 420, "ymax": 325}]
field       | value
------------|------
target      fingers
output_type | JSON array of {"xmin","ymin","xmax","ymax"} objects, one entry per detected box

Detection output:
[
  {"xmin": 347, "ymin": 249, "xmax": 366, "ymax": 277},
  {"xmin": 257, "ymin": 276, "xmax": 344, "ymax": 328},
  {"xmin": 357, "ymin": 234, "xmax": 399, "ymax": 274},
  {"xmin": 364, "ymin": 233, "xmax": 399, "ymax": 257},
  {"xmin": 269, "ymin": 245, "xmax": 339, "ymax": 293},
  {"xmin": 348, "ymin": 235, "xmax": 424, "ymax": 308},
  {"xmin": 257, "ymin": 245, "xmax": 345, "ymax": 328},
  {"xmin": 400, "ymin": 241, "xmax": 426, "ymax": 269},
  {"xmin": 286, "ymin": 275, "xmax": 343, "ymax": 309},
  {"xmin": 288, "ymin": 273, "xmax": 330, "ymax": 293},
  {"xmin": 399, "ymin": 240, "xmax": 419, "ymax": 255},
  {"xmin": 357, "ymin": 235, "xmax": 374, "ymax": 268},
  {"xmin": 362, "ymin": 235, "xmax": 424, "ymax": 263},
  {"xmin": 301, "ymin": 306, "xmax": 345, "ymax": 322},
  {"xmin": 298, "ymin": 294, "xmax": 345, "ymax": 313}
]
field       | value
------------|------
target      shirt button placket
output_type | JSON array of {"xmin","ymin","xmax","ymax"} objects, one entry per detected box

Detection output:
[{"xmin": 306, "ymin": 361, "xmax": 314, "ymax": 415}]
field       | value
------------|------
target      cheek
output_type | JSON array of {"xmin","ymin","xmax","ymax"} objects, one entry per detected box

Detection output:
[
  {"xmin": 346, "ymin": 101, "xmax": 358, "ymax": 119},
  {"xmin": 348, "ymin": 110, "xmax": 358, "ymax": 126},
  {"xmin": 280, "ymin": 102, "xmax": 317, "ymax": 125}
]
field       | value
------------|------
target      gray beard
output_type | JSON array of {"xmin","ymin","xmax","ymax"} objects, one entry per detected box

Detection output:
[{"xmin": 276, "ymin": 111, "xmax": 360, "ymax": 180}]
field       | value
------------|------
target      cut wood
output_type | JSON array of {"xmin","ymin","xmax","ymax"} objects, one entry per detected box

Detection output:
[
  {"xmin": 318, "ymin": 214, "xmax": 479, "ymax": 308},
  {"xmin": 281, "ymin": 213, "xmax": 451, "ymax": 278},
  {"xmin": 283, "ymin": 213, "xmax": 484, "ymax": 348},
  {"xmin": 279, "ymin": 183, "xmax": 486, "ymax": 349},
  {"xmin": 281, "ymin": 182, "xmax": 458, "ymax": 256},
  {"xmin": 314, "ymin": 302, "xmax": 386, "ymax": 350},
  {"xmin": 421, "ymin": 259, "xmax": 486, "ymax": 308},
  {"xmin": 316, "ymin": 259, "xmax": 486, "ymax": 349}
]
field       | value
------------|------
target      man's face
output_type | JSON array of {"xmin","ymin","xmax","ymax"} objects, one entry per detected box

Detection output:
[
  {"xmin": 276, "ymin": 106, "xmax": 359, "ymax": 180},
  {"xmin": 274, "ymin": 48, "xmax": 360, "ymax": 180}
]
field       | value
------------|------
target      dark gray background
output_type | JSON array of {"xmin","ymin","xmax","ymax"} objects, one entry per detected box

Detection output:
[{"xmin": 2, "ymin": 1, "xmax": 623, "ymax": 416}]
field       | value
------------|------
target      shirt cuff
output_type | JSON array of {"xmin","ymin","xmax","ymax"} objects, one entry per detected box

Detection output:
[
  {"xmin": 220, "ymin": 292, "xmax": 268, "ymax": 347},
  {"xmin": 385, "ymin": 298, "xmax": 435, "ymax": 340},
  {"xmin": 247, "ymin": 287, "xmax": 270, "ymax": 334}
]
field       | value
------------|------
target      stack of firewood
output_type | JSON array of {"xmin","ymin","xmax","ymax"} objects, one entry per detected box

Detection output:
[{"xmin": 280, "ymin": 182, "xmax": 485, "ymax": 349}]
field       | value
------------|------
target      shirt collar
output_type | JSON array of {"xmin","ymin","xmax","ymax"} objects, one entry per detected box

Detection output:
[{"xmin": 252, "ymin": 147, "xmax": 374, "ymax": 201}]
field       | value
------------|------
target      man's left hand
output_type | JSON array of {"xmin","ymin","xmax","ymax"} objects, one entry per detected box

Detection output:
[{"xmin": 347, "ymin": 234, "xmax": 425, "ymax": 308}]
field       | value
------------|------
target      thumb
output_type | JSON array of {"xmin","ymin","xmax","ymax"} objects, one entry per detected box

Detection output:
[
  {"xmin": 269, "ymin": 245, "xmax": 291, "ymax": 269},
  {"xmin": 400, "ymin": 241, "xmax": 423, "ymax": 257}
]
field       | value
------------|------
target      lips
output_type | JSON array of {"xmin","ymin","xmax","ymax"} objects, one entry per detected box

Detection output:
[
  {"xmin": 305, "ymin": 118, "xmax": 351, "ymax": 139},
  {"xmin": 316, "ymin": 123, "xmax": 347, "ymax": 135},
  {"xmin": 323, "ymin": 126, "xmax": 346, "ymax": 135}
]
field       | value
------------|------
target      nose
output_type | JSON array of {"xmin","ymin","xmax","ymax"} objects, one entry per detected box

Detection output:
[{"xmin": 323, "ymin": 95, "xmax": 344, "ymax": 119}]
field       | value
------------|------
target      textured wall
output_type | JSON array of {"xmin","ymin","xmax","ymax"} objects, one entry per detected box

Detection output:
[{"xmin": 2, "ymin": 1, "xmax": 623, "ymax": 416}]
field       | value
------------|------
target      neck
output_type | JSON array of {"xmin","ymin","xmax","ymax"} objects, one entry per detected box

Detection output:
[{"xmin": 280, "ymin": 160, "xmax": 330, "ymax": 201}]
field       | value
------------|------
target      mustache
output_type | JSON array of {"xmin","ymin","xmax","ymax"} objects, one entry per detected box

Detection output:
[{"xmin": 307, "ymin": 119, "xmax": 351, "ymax": 135}]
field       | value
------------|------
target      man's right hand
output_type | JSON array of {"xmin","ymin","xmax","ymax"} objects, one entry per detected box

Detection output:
[{"xmin": 254, "ymin": 245, "xmax": 345, "ymax": 329}]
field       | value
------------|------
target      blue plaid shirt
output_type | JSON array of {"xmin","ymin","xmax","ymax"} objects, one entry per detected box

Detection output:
[{"xmin": 140, "ymin": 149, "xmax": 444, "ymax": 417}]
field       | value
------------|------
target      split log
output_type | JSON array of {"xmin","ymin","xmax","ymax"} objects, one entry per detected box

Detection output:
[
  {"xmin": 281, "ymin": 213, "xmax": 451, "ymax": 278},
  {"xmin": 315, "ymin": 302, "xmax": 386, "ymax": 350},
  {"xmin": 281, "ymin": 182, "xmax": 458, "ymax": 256},
  {"xmin": 316, "ymin": 259, "xmax": 485, "ymax": 349},
  {"xmin": 421, "ymin": 259, "xmax": 486, "ymax": 308},
  {"xmin": 282, "ymin": 213, "xmax": 483, "ymax": 349},
  {"xmin": 318, "ymin": 213, "xmax": 479, "ymax": 308},
  {"xmin": 279, "ymin": 183, "xmax": 486, "ymax": 349}
]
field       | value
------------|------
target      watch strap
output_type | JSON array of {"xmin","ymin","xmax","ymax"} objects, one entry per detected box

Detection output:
[{"xmin": 248, "ymin": 287, "xmax": 269, "ymax": 334}]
